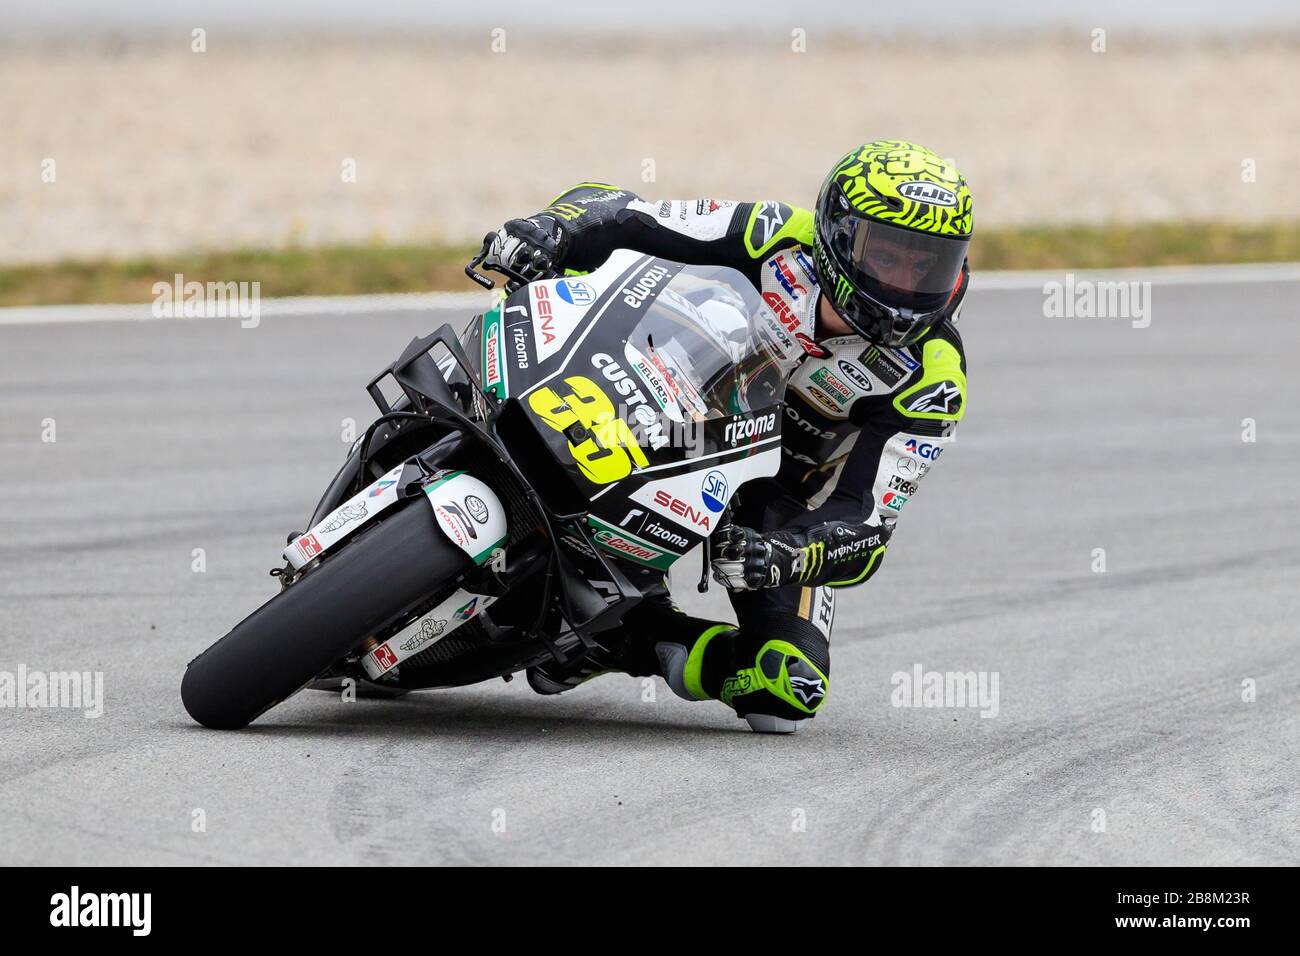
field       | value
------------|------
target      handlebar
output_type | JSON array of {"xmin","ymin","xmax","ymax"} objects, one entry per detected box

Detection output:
[{"xmin": 464, "ymin": 232, "xmax": 542, "ymax": 293}]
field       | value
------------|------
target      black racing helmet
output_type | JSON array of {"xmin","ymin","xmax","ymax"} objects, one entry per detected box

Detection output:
[{"xmin": 812, "ymin": 141, "xmax": 973, "ymax": 347}]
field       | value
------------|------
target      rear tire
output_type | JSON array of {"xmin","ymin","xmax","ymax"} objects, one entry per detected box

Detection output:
[{"xmin": 181, "ymin": 501, "xmax": 470, "ymax": 729}]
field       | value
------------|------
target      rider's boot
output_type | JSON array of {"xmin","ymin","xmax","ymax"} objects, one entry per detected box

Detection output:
[{"xmin": 652, "ymin": 619, "xmax": 829, "ymax": 734}]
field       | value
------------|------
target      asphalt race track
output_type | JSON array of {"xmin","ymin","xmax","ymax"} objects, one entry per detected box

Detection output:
[{"xmin": 2, "ymin": 270, "xmax": 1297, "ymax": 865}]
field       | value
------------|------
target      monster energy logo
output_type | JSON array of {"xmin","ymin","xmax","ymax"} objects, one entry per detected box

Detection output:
[
  {"xmin": 800, "ymin": 541, "xmax": 825, "ymax": 581},
  {"xmin": 547, "ymin": 202, "xmax": 585, "ymax": 222},
  {"xmin": 835, "ymin": 276, "xmax": 852, "ymax": 306}
]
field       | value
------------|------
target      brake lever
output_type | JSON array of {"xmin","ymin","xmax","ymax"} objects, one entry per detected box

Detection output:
[
  {"xmin": 464, "ymin": 232, "xmax": 539, "ymax": 292},
  {"xmin": 697, "ymin": 503, "xmax": 733, "ymax": 593},
  {"xmin": 464, "ymin": 233, "xmax": 497, "ymax": 290},
  {"xmin": 697, "ymin": 532, "xmax": 710, "ymax": 593}
]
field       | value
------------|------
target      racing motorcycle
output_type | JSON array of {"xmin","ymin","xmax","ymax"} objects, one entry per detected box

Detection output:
[{"xmin": 181, "ymin": 247, "xmax": 802, "ymax": 729}]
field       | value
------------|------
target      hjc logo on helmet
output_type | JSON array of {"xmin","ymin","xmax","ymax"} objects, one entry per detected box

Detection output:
[{"xmin": 898, "ymin": 181, "xmax": 958, "ymax": 207}]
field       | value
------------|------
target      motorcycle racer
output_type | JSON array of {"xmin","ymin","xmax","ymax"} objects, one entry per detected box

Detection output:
[{"xmin": 483, "ymin": 140, "xmax": 972, "ymax": 733}]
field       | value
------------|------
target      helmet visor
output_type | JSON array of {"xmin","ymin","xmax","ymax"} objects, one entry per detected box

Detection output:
[{"xmin": 824, "ymin": 214, "xmax": 968, "ymax": 314}]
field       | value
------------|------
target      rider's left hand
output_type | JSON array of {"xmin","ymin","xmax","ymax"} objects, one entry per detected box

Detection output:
[{"xmin": 710, "ymin": 522, "xmax": 803, "ymax": 590}]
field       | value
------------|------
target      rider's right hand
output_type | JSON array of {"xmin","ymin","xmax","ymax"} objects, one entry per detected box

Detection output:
[{"xmin": 484, "ymin": 215, "xmax": 570, "ymax": 286}]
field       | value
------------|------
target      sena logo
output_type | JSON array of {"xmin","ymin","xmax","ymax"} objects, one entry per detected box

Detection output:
[
  {"xmin": 653, "ymin": 490, "xmax": 712, "ymax": 530},
  {"xmin": 511, "ymin": 324, "xmax": 530, "ymax": 369},
  {"xmin": 534, "ymin": 284, "xmax": 555, "ymax": 344}
]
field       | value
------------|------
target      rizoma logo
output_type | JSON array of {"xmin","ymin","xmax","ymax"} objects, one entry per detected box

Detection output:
[
  {"xmin": 621, "ymin": 265, "xmax": 671, "ymax": 309},
  {"xmin": 534, "ymin": 284, "xmax": 555, "ymax": 344},
  {"xmin": 898, "ymin": 180, "xmax": 958, "ymax": 207},
  {"xmin": 768, "ymin": 254, "xmax": 808, "ymax": 299},
  {"xmin": 724, "ymin": 412, "xmax": 776, "ymax": 445},
  {"xmin": 511, "ymin": 324, "xmax": 529, "ymax": 369},
  {"xmin": 642, "ymin": 519, "xmax": 690, "ymax": 548},
  {"xmin": 904, "ymin": 439, "xmax": 943, "ymax": 460},
  {"xmin": 653, "ymin": 490, "xmax": 713, "ymax": 530},
  {"xmin": 784, "ymin": 404, "xmax": 837, "ymax": 440}
]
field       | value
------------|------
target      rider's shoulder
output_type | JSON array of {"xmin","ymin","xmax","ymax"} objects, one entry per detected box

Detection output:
[
  {"xmin": 885, "ymin": 321, "xmax": 968, "ymax": 426},
  {"xmin": 919, "ymin": 318, "xmax": 967, "ymax": 371},
  {"xmin": 739, "ymin": 200, "xmax": 816, "ymax": 259}
]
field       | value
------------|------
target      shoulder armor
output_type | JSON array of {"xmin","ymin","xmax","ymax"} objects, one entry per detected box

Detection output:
[
  {"xmin": 743, "ymin": 201, "xmax": 815, "ymax": 259},
  {"xmin": 892, "ymin": 335, "xmax": 966, "ymax": 422}
]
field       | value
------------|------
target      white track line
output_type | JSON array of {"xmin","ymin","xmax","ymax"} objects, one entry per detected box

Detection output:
[
  {"xmin": 973, "ymin": 261, "xmax": 1300, "ymax": 290},
  {"xmin": 0, "ymin": 291, "xmax": 494, "ymax": 326},
  {"xmin": 2, "ymin": 262, "xmax": 1298, "ymax": 327}
]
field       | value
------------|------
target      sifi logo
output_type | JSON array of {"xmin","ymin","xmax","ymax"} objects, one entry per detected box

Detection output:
[
  {"xmin": 701, "ymin": 470, "xmax": 728, "ymax": 513},
  {"xmin": 555, "ymin": 278, "xmax": 594, "ymax": 305},
  {"xmin": 904, "ymin": 438, "xmax": 943, "ymax": 460}
]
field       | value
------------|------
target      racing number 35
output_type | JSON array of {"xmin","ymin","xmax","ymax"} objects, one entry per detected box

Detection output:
[{"xmin": 527, "ymin": 376, "xmax": 649, "ymax": 484}]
